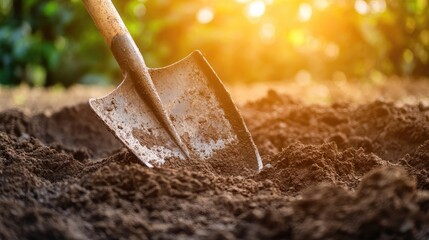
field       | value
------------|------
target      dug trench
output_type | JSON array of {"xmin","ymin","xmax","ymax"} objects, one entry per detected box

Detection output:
[{"xmin": 2, "ymin": 90, "xmax": 429, "ymax": 239}]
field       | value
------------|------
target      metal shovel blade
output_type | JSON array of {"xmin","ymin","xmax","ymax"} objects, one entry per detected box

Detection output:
[{"xmin": 89, "ymin": 51, "xmax": 262, "ymax": 172}]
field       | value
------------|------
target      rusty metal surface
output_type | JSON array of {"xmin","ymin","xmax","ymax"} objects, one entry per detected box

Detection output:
[
  {"xmin": 111, "ymin": 33, "xmax": 190, "ymax": 159},
  {"xmin": 90, "ymin": 51, "xmax": 262, "ymax": 171}
]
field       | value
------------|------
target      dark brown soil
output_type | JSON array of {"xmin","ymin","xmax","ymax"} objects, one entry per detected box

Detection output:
[{"xmin": 2, "ymin": 90, "xmax": 429, "ymax": 239}]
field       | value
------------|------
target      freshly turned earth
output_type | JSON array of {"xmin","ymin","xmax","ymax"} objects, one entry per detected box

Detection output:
[{"xmin": 2, "ymin": 89, "xmax": 429, "ymax": 239}]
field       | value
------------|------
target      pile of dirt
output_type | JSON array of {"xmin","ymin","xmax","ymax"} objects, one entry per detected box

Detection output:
[
  {"xmin": 244, "ymin": 90, "xmax": 429, "ymax": 161},
  {"xmin": 2, "ymin": 90, "xmax": 429, "ymax": 239}
]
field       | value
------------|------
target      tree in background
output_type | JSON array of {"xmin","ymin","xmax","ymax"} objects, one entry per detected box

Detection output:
[{"xmin": 0, "ymin": 0, "xmax": 428, "ymax": 87}]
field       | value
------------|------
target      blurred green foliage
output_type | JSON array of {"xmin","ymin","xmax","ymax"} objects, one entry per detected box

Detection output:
[{"xmin": 0, "ymin": 0, "xmax": 428, "ymax": 86}]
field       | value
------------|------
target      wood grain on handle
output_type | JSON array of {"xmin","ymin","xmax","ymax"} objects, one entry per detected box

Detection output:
[{"xmin": 82, "ymin": 0, "xmax": 128, "ymax": 46}]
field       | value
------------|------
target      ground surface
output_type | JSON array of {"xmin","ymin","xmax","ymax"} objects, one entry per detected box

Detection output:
[{"xmin": 2, "ymin": 81, "xmax": 429, "ymax": 239}]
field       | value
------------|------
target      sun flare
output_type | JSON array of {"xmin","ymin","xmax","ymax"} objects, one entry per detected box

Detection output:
[
  {"xmin": 247, "ymin": 0, "xmax": 266, "ymax": 18},
  {"xmin": 197, "ymin": 7, "xmax": 214, "ymax": 24}
]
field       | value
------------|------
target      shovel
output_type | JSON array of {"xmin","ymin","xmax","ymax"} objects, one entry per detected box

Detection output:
[{"xmin": 83, "ymin": 0, "xmax": 262, "ymax": 172}]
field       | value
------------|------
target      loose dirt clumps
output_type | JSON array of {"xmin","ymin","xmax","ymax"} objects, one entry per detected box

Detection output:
[
  {"xmin": 2, "ymin": 90, "xmax": 429, "ymax": 239},
  {"xmin": 243, "ymin": 90, "xmax": 429, "ymax": 161},
  {"xmin": 257, "ymin": 142, "xmax": 390, "ymax": 194}
]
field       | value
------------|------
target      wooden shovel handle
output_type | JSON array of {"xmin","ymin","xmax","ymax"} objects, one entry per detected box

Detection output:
[{"xmin": 82, "ymin": 0, "xmax": 128, "ymax": 47}]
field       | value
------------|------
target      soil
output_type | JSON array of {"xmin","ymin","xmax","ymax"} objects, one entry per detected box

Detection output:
[{"xmin": 2, "ymin": 89, "xmax": 429, "ymax": 239}]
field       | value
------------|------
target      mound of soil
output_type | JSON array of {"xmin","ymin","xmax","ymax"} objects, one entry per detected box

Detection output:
[{"xmin": 2, "ymin": 90, "xmax": 429, "ymax": 239}]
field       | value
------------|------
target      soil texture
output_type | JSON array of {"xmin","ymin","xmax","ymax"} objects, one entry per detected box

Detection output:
[{"xmin": 2, "ymin": 90, "xmax": 429, "ymax": 239}]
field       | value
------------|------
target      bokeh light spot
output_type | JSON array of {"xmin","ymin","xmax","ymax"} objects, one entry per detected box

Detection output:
[
  {"xmin": 133, "ymin": 3, "xmax": 146, "ymax": 18},
  {"xmin": 325, "ymin": 42, "xmax": 339, "ymax": 59},
  {"xmin": 420, "ymin": 30, "xmax": 429, "ymax": 46},
  {"xmin": 369, "ymin": 0, "xmax": 386, "ymax": 14},
  {"xmin": 260, "ymin": 23, "xmax": 276, "ymax": 41},
  {"xmin": 0, "ymin": 0, "xmax": 12, "ymax": 15},
  {"xmin": 355, "ymin": 0, "xmax": 369, "ymax": 15},
  {"xmin": 197, "ymin": 7, "xmax": 214, "ymax": 24},
  {"xmin": 288, "ymin": 29, "xmax": 307, "ymax": 47},
  {"xmin": 295, "ymin": 70, "xmax": 312, "ymax": 86},
  {"xmin": 313, "ymin": 0, "xmax": 331, "ymax": 10},
  {"xmin": 403, "ymin": 49, "xmax": 414, "ymax": 63},
  {"xmin": 298, "ymin": 3, "xmax": 313, "ymax": 22},
  {"xmin": 247, "ymin": 1, "xmax": 266, "ymax": 18}
]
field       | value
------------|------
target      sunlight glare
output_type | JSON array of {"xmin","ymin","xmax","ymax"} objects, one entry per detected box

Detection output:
[
  {"xmin": 247, "ymin": 1, "xmax": 266, "ymax": 18},
  {"xmin": 298, "ymin": 3, "xmax": 313, "ymax": 22},
  {"xmin": 355, "ymin": 0, "xmax": 369, "ymax": 15},
  {"xmin": 197, "ymin": 7, "xmax": 214, "ymax": 24}
]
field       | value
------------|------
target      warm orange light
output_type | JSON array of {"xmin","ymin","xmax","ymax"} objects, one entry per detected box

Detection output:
[
  {"xmin": 295, "ymin": 70, "xmax": 312, "ymax": 86},
  {"xmin": 325, "ymin": 42, "xmax": 340, "ymax": 59}
]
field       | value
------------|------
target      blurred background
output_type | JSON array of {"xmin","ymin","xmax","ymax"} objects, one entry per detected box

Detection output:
[{"xmin": 0, "ymin": 0, "xmax": 428, "ymax": 87}]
